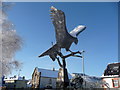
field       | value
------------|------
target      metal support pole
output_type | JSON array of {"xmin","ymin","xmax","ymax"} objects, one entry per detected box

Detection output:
[
  {"xmin": 62, "ymin": 58, "xmax": 69, "ymax": 88},
  {"xmin": 57, "ymin": 51, "xmax": 82, "ymax": 88}
]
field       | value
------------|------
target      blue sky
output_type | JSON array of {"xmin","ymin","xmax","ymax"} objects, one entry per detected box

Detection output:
[{"xmin": 7, "ymin": 2, "xmax": 118, "ymax": 79}]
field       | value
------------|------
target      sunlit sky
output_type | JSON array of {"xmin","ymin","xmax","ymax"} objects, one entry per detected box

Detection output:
[{"xmin": 7, "ymin": 2, "xmax": 118, "ymax": 79}]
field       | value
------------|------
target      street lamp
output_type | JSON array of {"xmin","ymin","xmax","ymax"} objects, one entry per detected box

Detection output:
[{"xmin": 81, "ymin": 50, "xmax": 85, "ymax": 75}]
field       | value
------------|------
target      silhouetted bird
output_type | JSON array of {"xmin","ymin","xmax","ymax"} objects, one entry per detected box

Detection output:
[{"xmin": 39, "ymin": 6, "xmax": 86, "ymax": 61}]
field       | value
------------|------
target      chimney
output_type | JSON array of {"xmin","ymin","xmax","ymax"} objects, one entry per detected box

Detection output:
[
  {"xmin": 53, "ymin": 67, "xmax": 55, "ymax": 71},
  {"xmin": 23, "ymin": 76, "xmax": 25, "ymax": 80}
]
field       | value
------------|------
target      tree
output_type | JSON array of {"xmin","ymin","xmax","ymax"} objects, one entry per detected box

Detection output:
[{"xmin": 0, "ymin": 2, "xmax": 22, "ymax": 76}]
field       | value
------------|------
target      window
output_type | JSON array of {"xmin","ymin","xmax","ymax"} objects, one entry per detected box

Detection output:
[
  {"xmin": 49, "ymin": 78, "xmax": 52, "ymax": 84},
  {"xmin": 112, "ymin": 78, "xmax": 119, "ymax": 88}
]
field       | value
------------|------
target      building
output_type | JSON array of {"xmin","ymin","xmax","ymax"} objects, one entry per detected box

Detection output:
[
  {"xmin": 4, "ymin": 75, "xmax": 28, "ymax": 88},
  {"xmin": 102, "ymin": 62, "xmax": 120, "ymax": 88},
  {"xmin": 32, "ymin": 67, "xmax": 58, "ymax": 88},
  {"xmin": 32, "ymin": 67, "xmax": 72, "ymax": 88}
]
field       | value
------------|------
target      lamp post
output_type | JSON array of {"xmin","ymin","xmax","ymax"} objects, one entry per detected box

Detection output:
[
  {"xmin": 81, "ymin": 50, "xmax": 85, "ymax": 75},
  {"xmin": 18, "ymin": 69, "xmax": 21, "ymax": 77}
]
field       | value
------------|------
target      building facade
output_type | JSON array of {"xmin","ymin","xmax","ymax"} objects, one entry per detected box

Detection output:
[
  {"xmin": 102, "ymin": 63, "xmax": 120, "ymax": 88},
  {"xmin": 4, "ymin": 76, "xmax": 28, "ymax": 88},
  {"xmin": 32, "ymin": 67, "xmax": 58, "ymax": 88}
]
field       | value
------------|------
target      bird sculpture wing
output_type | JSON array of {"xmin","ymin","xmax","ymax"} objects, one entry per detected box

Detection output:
[
  {"xmin": 38, "ymin": 44, "xmax": 60, "ymax": 61},
  {"xmin": 69, "ymin": 25, "xmax": 86, "ymax": 38},
  {"xmin": 50, "ymin": 6, "xmax": 68, "ymax": 46}
]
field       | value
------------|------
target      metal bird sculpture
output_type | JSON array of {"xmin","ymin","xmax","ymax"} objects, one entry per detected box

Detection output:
[{"xmin": 39, "ymin": 6, "xmax": 86, "ymax": 61}]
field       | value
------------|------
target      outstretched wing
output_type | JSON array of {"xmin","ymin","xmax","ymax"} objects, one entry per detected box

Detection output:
[
  {"xmin": 70, "ymin": 25, "xmax": 86, "ymax": 38},
  {"xmin": 38, "ymin": 44, "xmax": 60, "ymax": 61},
  {"xmin": 50, "ymin": 6, "xmax": 68, "ymax": 45}
]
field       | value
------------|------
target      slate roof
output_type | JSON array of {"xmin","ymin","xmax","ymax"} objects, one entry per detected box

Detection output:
[
  {"xmin": 37, "ymin": 68, "xmax": 58, "ymax": 78},
  {"xmin": 36, "ymin": 67, "xmax": 72, "ymax": 79}
]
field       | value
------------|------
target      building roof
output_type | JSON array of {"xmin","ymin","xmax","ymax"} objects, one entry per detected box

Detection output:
[
  {"xmin": 37, "ymin": 68, "xmax": 59, "ymax": 78},
  {"xmin": 103, "ymin": 62, "xmax": 120, "ymax": 76},
  {"xmin": 36, "ymin": 67, "xmax": 72, "ymax": 79},
  {"xmin": 72, "ymin": 73, "xmax": 102, "ymax": 83},
  {"xmin": 4, "ymin": 76, "xmax": 26, "ymax": 81}
]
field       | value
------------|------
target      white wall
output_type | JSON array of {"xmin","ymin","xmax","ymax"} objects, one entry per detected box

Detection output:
[{"xmin": 103, "ymin": 77, "xmax": 120, "ymax": 88}]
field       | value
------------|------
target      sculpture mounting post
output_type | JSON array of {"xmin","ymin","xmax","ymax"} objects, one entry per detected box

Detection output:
[{"xmin": 56, "ymin": 51, "xmax": 82, "ymax": 88}]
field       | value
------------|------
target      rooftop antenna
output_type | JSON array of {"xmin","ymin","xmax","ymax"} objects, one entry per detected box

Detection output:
[{"xmin": 18, "ymin": 69, "xmax": 21, "ymax": 77}]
